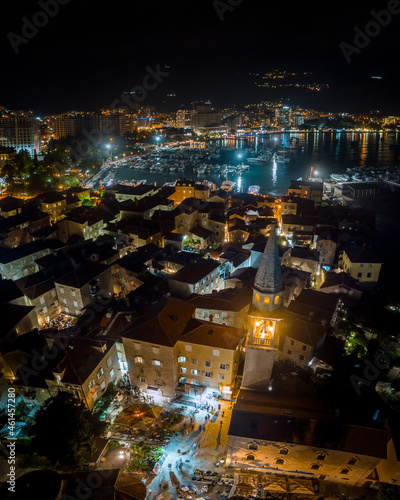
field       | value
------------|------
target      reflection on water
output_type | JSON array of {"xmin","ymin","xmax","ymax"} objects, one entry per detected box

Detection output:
[
  {"xmin": 272, "ymin": 160, "xmax": 277, "ymax": 187},
  {"xmin": 114, "ymin": 132, "xmax": 400, "ymax": 195}
]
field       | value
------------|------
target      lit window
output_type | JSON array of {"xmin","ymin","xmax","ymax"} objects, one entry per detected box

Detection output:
[
  {"xmin": 178, "ymin": 356, "xmax": 186, "ymax": 363},
  {"xmin": 181, "ymin": 367, "xmax": 187, "ymax": 374},
  {"xmin": 274, "ymin": 295, "xmax": 280, "ymax": 305},
  {"xmin": 191, "ymin": 369, "xmax": 198, "ymax": 375},
  {"xmin": 153, "ymin": 360, "xmax": 161, "ymax": 367},
  {"xmin": 264, "ymin": 296, "xmax": 270, "ymax": 305},
  {"xmin": 135, "ymin": 356, "xmax": 144, "ymax": 364},
  {"xmin": 255, "ymin": 293, "xmax": 260, "ymax": 303}
]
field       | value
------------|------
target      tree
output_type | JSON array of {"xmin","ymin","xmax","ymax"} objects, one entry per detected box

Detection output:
[
  {"xmin": 1, "ymin": 163, "xmax": 14, "ymax": 181},
  {"xmin": 126, "ymin": 442, "xmax": 163, "ymax": 471},
  {"xmin": 28, "ymin": 391, "xmax": 107, "ymax": 469}
]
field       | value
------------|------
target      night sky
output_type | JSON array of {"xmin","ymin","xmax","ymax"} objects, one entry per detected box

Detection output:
[{"xmin": 2, "ymin": 0, "xmax": 400, "ymax": 114}]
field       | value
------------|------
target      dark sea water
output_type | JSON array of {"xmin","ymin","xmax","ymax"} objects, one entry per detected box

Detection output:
[{"xmin": 114, "ymin": 132, "xmax": 400, "ymax": 196}]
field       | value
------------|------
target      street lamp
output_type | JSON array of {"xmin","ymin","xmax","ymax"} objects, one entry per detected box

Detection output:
[{"xmin": 105, "ymin": 144, "xmax": 112, "ymax": 162}]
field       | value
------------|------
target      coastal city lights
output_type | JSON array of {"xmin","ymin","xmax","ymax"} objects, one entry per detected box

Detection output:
[{"xmin": 1, "ymin": 2, "xmax": 400, "ymax": 500}]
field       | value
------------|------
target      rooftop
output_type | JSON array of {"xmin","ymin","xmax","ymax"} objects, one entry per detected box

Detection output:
[
  {"xmin": 169, "ymin": 258, "xmax": 220, "ymax": 284},
  {"xmin": 342, "ymin": 247, "xmax": 381, "ymax": 264},
  {"xmin": 55, "ymin": 262, "xmax": 109, "ymax": 288},
  {"xmin": 188, "ymin": 287, "xmax": 252, "ymax": 312},
  {"xmin": 0, "ymin": 239, "xmax": 64, "ymax": 264},
  {"xmin": 229, "ymin": 389, "xmax": 387, "ymax": 459}
]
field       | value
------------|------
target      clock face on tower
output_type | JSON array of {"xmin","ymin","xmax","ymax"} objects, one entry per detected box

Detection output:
[{"xmin": 253, "ymin": 319, "xmax": 276, "ymax": 347}]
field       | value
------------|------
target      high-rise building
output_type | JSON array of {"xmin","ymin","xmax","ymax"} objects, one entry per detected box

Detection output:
[
  {"xmin": 0, "ymin": 113, "xmax": 39, "ymax": 156},
  {"xmin": 54, "ymin": 116, "xmax": 77, "ymax": 139},
  {"xmin": 176, "ymin": 110, "xmax": 193, "ymax": 129}
]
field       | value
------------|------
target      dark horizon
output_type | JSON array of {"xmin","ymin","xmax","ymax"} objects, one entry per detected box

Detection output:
[{"xmin": 1, "ymin": 0, "xmax": 400, "ymax": 115}]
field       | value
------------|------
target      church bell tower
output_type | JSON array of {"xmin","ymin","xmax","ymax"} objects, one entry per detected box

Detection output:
[{"xmin": 242, "ymin": 222, "xmax": 283, "ymax": 392}]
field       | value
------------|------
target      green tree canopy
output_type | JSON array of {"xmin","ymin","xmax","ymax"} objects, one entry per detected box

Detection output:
[{"xmin": 28, "ymin": 391, "xmax": 107, "ymax": 469}]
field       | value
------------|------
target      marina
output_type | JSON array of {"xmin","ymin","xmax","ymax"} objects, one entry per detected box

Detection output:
[{"xmin": 85, "ymin": 132, "xmax": 400, "ymax": 196}]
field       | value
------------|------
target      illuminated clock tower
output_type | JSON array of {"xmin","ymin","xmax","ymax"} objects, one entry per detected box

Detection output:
[{"xmin": 242, "ymin": 222, "xmax": 283, "ymax": 392}]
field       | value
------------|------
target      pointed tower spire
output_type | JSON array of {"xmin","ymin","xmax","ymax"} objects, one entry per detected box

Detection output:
[{"xmin": 252, "ymin": 222, "xmax": 282, "ymax": 311}]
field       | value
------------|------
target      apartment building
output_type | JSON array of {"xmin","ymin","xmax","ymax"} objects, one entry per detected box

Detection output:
[
  {"xmin": 54, "ymin": 262, "xmax": 113, "ymax": 316},
  {"xmin": 0, "ymin": 239, "xmax": 63, "ymax": 281},
  {"xmin": 122, "ymin": 299, "xmax": 243, "ymax": 401},
  {"xmin": 339, "ymin": 247, "xmax": 382, "ymax": 290},
  {"xmin": 168, "ymin": 258, "xmax": 221, "ymax": 298}
]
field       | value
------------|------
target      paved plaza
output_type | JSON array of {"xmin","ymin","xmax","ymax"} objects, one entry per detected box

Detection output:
[{"xmin": 98, "ymin": 395, "xmax": 380, "ymax": 500}]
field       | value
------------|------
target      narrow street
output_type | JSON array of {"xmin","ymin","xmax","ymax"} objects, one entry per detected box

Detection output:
[{"xmin": 146, "ymin": 399, "xmax": 232, "ymax": 500}]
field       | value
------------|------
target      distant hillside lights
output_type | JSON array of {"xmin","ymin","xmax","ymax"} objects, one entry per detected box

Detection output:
[
  {"xmin": 340, "ymin": 1, "xmax": 400, "ymax": 63},
  {"xmin": 7, "ymin": 0, "xmax": 70, "ymax": 54}
]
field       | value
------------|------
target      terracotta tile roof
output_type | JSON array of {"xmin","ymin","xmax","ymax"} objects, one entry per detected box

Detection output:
[
  {"xmin": 343, "ymin": 247, "xmax": 381, "ymax": 264},
  {"xmin": 188, "ymin": 287, "xmax": 252, "ymax": 312},
  {"xmin": 320, "ymin": 271, "xmax": 361, "ymax": 291},
  {"xmin": 169, "ymin": 258, "xmax": 220, "ymax": 284},
  {"xmin": 55, "ymin": 262, "xmax": 109, "ymax": 288},
  {"xmin": 277, "ymin": 310, "xmax": 327, "ymax": 346},
  {"xmin": 287, "ymin": 289, "xmax": 339, "ymax": 324},
  {"xmin": 229, "ymin": 389, "xmax": 388, "ymax": 459},
  {"xmin": 180, "ymin": 322, "xmax": 242, "ymax": 350},
  {"xmin": 122, "ymin": 299, "xmax": 197, "ymax": 347},
  {"xmin": 122, "ymin": 298, "xmax": 243, "ymax": 350},
  {"xmin": 54, "ymin": 337, "xmax": 116, "ymax": 386}
]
